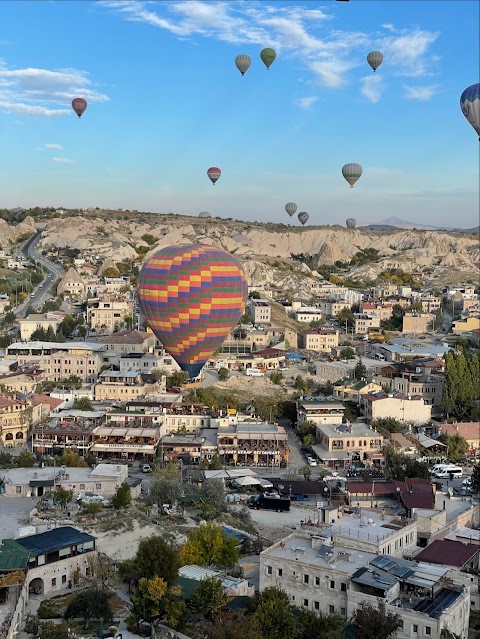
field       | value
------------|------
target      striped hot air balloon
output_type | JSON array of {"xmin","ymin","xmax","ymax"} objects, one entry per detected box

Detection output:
[
  {"xmin": 460, "ymin": 83, "xmax": 480, "ymax": 140},
  {"xmin": 342, "ymin": 163, "xmax": 363, "ymax": 188},
  {"xmin": 367, "ymin": 51, "xmax": 383, "ymax": 72},
  {"xmin": 285, "ymin": 202, "xmax": 297, "ymax": 217},
  {"xmin": 298, "ymin": 211, "xmax": 309, "ymax": 226},
  {"xmin": 346, "ymin": 218, "xmax": 356, "ymax": 229},
  {"xmin": 235, "ymin": 54, "xmax": 251, "ymax": 76},
  {"xmin": 138, "ymin": 244, "xmax": 248, "ymax": 379},
  {"xmin": 207, "ymin": 167, "xmax": 221, "ymax": 185}
]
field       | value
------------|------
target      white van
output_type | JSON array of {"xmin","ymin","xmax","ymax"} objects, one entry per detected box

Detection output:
[
  {"xmin": 246, "ymin": 368, "xmax": 264, "ymax": 377},
  {"xmin": 434, "ymin": 466, "xmax": 463, "ymax": 479},
  {"xmin": 430, "ymin": 464, "xmax": 449, "ymax": 475}
]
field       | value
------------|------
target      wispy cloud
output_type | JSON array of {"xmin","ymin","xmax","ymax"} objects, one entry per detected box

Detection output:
[
  {"xmin": 294, "ymin": 96, "xmax": 318, "ymax": 110},
  {"xmin": 52, "ymin": 157, "xmax": 75, "ymax": 164},
  {"xmin": 100, "ymin": 1, "xmax": 441, "ymax": 94},
  {"xmin": 360, "ymin": 75, "xmax": 384, "ymax": 104},
  {"xmin": 404, "ymin": 85, "xmax": 439, "ymax": 101},
  {"xmin": 0, "ymin": 60, "xmax": 109, "ymax": 117},
  {"xmin": 43, "ymin": 143, "xmax": 63, "ymax": 150}
]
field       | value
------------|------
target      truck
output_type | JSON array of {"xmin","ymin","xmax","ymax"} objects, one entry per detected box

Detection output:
[{"xmin": 248, "ymin": 494, "xmax": 291, "ymax": 512}]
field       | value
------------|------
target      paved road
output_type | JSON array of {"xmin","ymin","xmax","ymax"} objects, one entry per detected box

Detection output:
[{"xmin": 15, "ymin": 230, "xmax": 65, "ymax": 317}]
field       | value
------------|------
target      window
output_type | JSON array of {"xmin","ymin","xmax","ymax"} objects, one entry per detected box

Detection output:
[
  {"xmin": 304, "ymin": 574, "xmax": 309, "ymax": 584},
  {"xmin": 398, "ymin": 620, "xmax": 404, "ymax": 629},
  {"xmin": 413, "ymin": 625, "xmax": 418, "ymax": 633},
  {"xmin": 267, "ymin": 566, "xmax": 272, "ymax": 575},
  {"xmin": 62, "ymin": 575, "xmax": 67, "ymax": 584},
  {"xmin": 315, "ymin": 576, "xmax": 320, "ymax": 586},
  {"xmin": 303, "ymin": 599, "xmax": 308, "ymax": 607},
  {"xmin": 51, "ymin": 578, "xmax": 57, "ymax": 587},
  {"xmin": 425, "ymin": 628, "xmax": 431, "ymax": 636},
  {"xmin": 16, "ymin": 486, "xmax": 21, "ymax": 493},
  {"xmin": 95, "ymin": 483, "xmax": 101, "ymax": 490},
  {"xmin": 329, "ymin": 605, "xmax": 335, "ymax": 614},
  {"xmin": 341, "ymin": 607, "xmax": 346, "ymax": 617},
  {"xmin": 80, "ymin": 484, "xmax": 85, "ymax": 490},
  {"xmin": 341, "ymin": 582, "xmax": 347, "ymax": 592},
  {"xmin": 329, "ymin": 580, "xmax": 335, "ymax": 589},
  {"xmin": 314, "ymin": 601, "xmax": 320, "ymax": 611},
  {"xmin": 277, "ymin": 568, "xmax": 283, "ymax": 577}
]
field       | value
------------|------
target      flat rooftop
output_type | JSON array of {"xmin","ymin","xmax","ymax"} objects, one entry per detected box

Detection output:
[
  {"xmin": 317, "ymin": 423, "xmax": 381, "ymax": 438},
  {"xmin": 328, "ymin": 510, "xmax": 412, "ymax": 544},
  {"xmin": 263, "ymin": 533, "xmax": 377, "ymax": 575}
]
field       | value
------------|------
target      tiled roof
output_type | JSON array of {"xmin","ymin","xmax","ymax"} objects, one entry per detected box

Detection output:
[
  {"xmin": 415, "ymin": 540, "xmax": 480, "ymax": 568},
  {"xmin": 98, "ymin": 330, "xmax": 149, "ymax": 344},
  {"xmin": 439, "ymin": 423, "xmax": 480, "ymax": 441}
]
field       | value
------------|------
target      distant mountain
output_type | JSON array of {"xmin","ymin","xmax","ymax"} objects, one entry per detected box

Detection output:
[{"xmin": 371, "ymin": 217, "xmax": 478, "ymax": 233}]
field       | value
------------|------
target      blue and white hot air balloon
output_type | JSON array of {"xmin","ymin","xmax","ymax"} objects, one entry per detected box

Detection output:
[{"xmin": 460, "ymin": 83, "xmax": 480, "ymax": 140}]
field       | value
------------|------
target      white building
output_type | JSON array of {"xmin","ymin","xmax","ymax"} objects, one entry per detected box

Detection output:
[
  {"xmin": 361, "ymin": 392, "xmax": 432, "ymax": 424},
  {"xmin": 249, "ymin": 298, "xmax": 271, "ymax": 324},
  {"xmin": 294, "ymin": 307, "xmax": 323, "ymax": 323}
]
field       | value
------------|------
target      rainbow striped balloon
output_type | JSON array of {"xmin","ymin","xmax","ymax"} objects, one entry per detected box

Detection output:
[{"xmin": 138, "ymin": 244, "xmax": 248, "ymax": 378}]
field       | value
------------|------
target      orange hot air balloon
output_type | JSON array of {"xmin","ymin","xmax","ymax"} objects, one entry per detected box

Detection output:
[
  {"xmin": 207, "ymin": 167, "xmax": 221, "ymax": 185},
  {"xmin": 138, "ymin": 244, "xmax": 248, "ymax": 379},
  {"xmin": 71, "ymin": 98, "xmax": 87, "ymax": 118}
]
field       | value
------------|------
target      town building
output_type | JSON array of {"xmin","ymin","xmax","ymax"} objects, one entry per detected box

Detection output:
[
  {"xmin": 32, "ymin": 409, "xmax": 105, "ymax": 456},
  {"xmin": 452, "ymin": 316, "xmax": 480, "ymax": 335},
  {"xmin": 361, "ymin": 392, "xmax": 432, "ymax": 424},
  {"xmin": 445, "ymin": 285, "xmax": 476, "ymax": 301},
  {"xmin": 373, "ymin": 360, "xmax": 445, "ymax": 408},
  {"xmin": 333, "ymin": 379, "xmax": 383, "ymax": 404},
  {"xmin": 302, "ymin": 329, "xmax": 339, "ymax": 352},
  {"xmin": 0, "ymin": 363, "xmax": 46, "ymax": 394},
  {"xmin": 93, "ymin": 369, "xmax": 164, "ymax": 401},
  {"xmin": 0, "ymin": 464, "xmax": 128, "ymax": 498},
  {"xmin": 379, "ymin": 339, "xmax": 451, "ymax": 363},
  {"xmin": 354, "ymin": 312, "xmax": 381, "ymax": 335},
  {"xmin": 360, "ymin": 302, "xmax": 393, "ymax": 321},
  {"xmin": 436, "ymin": 423, "xmax": 480, "ymax": 457},
  {"xmin": 18, "ymin": 311, "xmax": 65, "ymax": 341},
  {"xmin": 118, "ymin": 351, "xmax": 179, "ymax": 375},
  {"xmin": 294, "ymin": 307, "xmax": 323, "ymax": 323},
  {"xmin": 317, "ymin": 300, "xmax": 352, "ymax": 318},
  {"xmin": 0, "ymin": 396, "xmax": 31, "ymax": 447},
  {"xmin": 177, "ymin": 564, "xmax": 254, "ymax": 599},
  {"xmin": 56, "ymin": 267, "xmax": 85, "ymax": 300},
  {"xmin": 5, "ymin": 341, "xmax": 106, "ymax": 383},
  {"xmin": 402, "ymin": 313, "xmax": 433, "ymax": 334},
  {"xmin": 249, "ymin": 298, "xmax": 271, "ymax": 324},
  {"xmin": 96, "ymin": 330, "xmax": 156, "ymax": 354},
  {"xmin": 216, "ymin": 422, "xmax": 289, "ymax": 468},
  {"xmin": 420, "ymin": 297, "xmax": 442, "ymax": 314},
  {"xmin": 314, "ymin": 422, "xmax": 384, "ymax": 469},
  {"xmin": 0, "ymin": 292, "xmax": 10, "ymax": 313},
  {"xmin": 90, "ymin": 426, "xmax": 162, "ymax": 462},
  {"xmin": 86, "ymin": 295, "xmax": 133, "ymax": 333},
  {"xmin": 296, "ymin": 399, "xmax": 345, "ymax": 427}
]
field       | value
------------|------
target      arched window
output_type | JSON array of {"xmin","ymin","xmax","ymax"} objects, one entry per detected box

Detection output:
[
  {"xmin": 16, "ymin": 432, "xmax": 24, "ymax": 439},
  {"xmin": 5, "ymin": 433, "xmax": 13, "ymax": 441}
]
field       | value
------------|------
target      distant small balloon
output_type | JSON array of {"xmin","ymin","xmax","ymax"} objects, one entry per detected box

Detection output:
[
  {"xmin": 207, "ymin": 167, "xmax": 221, "ymax": 185},
  {"xmin": 346, "ymin": 218, "xmax": 356, "ymax": 229},
  {"xmin": 460, "ymin": 83, "xmax": 480, "ymax": 141},
  {"xmin": 285, "ymin": 202, "xmax": 297, "ymax": 217},
  {"xmin": 342, "ymin": 163, "xmax": 363, "ymax": 188},
  {"xmin": 71, "ymin": 98, "xmax": 87, "ymax": 118},
  {"xmin": 199, "ymin": 212, "xmax": 212, "ymax": 218},
  {"xmin": 367, "ymin": 51, "xmax": 383, "ymax": 72},
  {"xmin": 235, "ymin": 54, "xmax": 251, "ymax": 76},
  {"xmin": 260, "ymin": 48, "xmax": 276, "ymax": 70},
  {"xmin": 298, "ymin": 211, "xmax": 309, "ymax": 226}
]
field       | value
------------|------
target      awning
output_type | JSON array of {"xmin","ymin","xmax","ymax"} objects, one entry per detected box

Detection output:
[
  {"xmin": 258, "ymin": 478, "xmax": 274, "ymax": 489},
  {"xmin": 90, "ymin": 444, "xmax": 156, "ymax": 453},
  {"xmin": 29, "ymin": 480, "xmax": 54, "ymax": 488},
  {"xmin": 235, "ymin": 476, "xmax": 260, "ymax": 487}
]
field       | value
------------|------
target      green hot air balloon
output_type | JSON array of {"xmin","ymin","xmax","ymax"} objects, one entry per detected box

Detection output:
[
  {"xmin": 342, "ymin": 163, "xmax": 363, "ymax": 188},
  {"xmin": 260, "ymin": 48, "xmax": 276, "ymax": 70},
  {"xmin": 285, "ymin": 202, "xmax": 297, "ymax": 217}
]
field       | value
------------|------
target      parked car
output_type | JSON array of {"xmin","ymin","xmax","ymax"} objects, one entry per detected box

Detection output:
[
  {"xmin": 166, "ymin": 387, "xmax": 182, "ymax": 393},
  {"xmin": 306, "ymin": 456, "xmax": 317, "ymax": 467},
  {"xmin": 142, "ymin": 464, "xmax": 152, "ymax": 473},
  {"xmin": 248, "ymin": 494, "xmax": 290, "ymax": 512}
]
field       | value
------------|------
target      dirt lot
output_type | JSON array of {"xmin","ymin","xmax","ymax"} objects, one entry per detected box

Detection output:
[{"xmin": 233, "ymin": 502, "xmax": 317, "ymax": 542}]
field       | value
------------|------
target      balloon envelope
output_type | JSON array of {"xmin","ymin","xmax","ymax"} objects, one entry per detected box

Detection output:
[
  {"xmin": 298, "ymin": 211, "xmax": 309, "ymax": 226},
  {"xmin": 285, "ymin": 202, "xmax": 297, "ymax": 217},
  {"xmin": 235, "ymin": 54, "xmax": 251, "ymax": 76},
  {"xmin": 207, "ymin": 167, "xmax": 221, "ymax": 185},
  {"xmin": 346, "ymin": 218, "xmax": 356, "ymax": 229},
  {"xmin": 71, "ymin": 98, "xmax": 87, "ymax": 118},
  {"xmin": 260, "ymin": 48, "xmax": 276, "ymax": 69},
  {"xmin": 138, "ymin": 244, "xmax": 248, "ymax": 379},
  {"xmin": 460, "ymin": 83, "xmax": 480, "ymax": 139},
  {"xmin": 342, "ymin": 163, "xmax": 363, "ymax": 188},
  {"xmin": 367, "ymin": 51, "xmax": 383, "ymax": 72}
]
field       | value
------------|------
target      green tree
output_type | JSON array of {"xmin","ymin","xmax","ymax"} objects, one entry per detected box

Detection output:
[
  {"xmin": 354, "ymin": 358, "xmax": 367, "ymax": 380},
  {"xmin": 167, "ymin": 371, "xmax": 189, "ymax": 387},
  {"xmin": 201, "ymin": 478, "xmax": 226, "ymax": 517},
  {"xmin": 131, "ymin": 536, "xmax": 180, "ymax": 586},
  {"xmin": 208, "ymin": 454, "xmax": 223, "ymax": 470},
  {"xmin": 102, "ymin": 266, "xmax": 120, "ymax": 278},
  {"xmin": 141, "ymin": 233, "xmax": 157, "ymax": 246},
  {"xmin": 438, "ymin": 433, "xmax": 469, "ymax": 463},
  {"xmin": 64, "ymin": 588, "xmax": 113, "ymax": 628},
  {"xmin": 130, "ymin": 576, "xmax": 168, "ymax": 622},
  {"xmin": 218, "ymin": 367, "xmax": 229, "ymax": 380},
  {"xmin": 337, "ymin": 307, "xmax": 354, "ymax": 329},
  {"xmin": 82, "ymin": 502, "xmax": 102, "ymax": 517},
  {"xmin": 190, "ymin": 576, "xmax": 229, "ymax": 618},
  {"xmin": 112, "ymin": 483, "xmax": 131, "ymax": 509},
  {"xmin": 351, "ymin": 599, "xmax": 401, "ymax": 639},
  {"xmin": 302, "ymin": 433, "xmax": 315, "ymax": 449},
  {"xmin": 58, "ymin": 449, "xmax": 88, "ymax": 467},
  {"xmin": 85, "ymin": 553, "xmax": 117, "ymax": 591},
  {"xmin": 252, "ymin": 587, "xmax": 296, "ymax": 639},
  {"xmin": 53, "ymin": 487, "xmax": 74, "ymax": 509},
  {"xmin": 339, "ymin": 347, "xmax": 355, "ymax": 360},
  {"xmin": 270, "ymin": 370, "xmax": 283, "ymax": 385},
  {"xmin": 73, "ymin": 396, "xmax": 93, "ymax": 411},
  {"xmin": 470, "ymin": 464, "xmax": 480, "ymax": 495},
  {"xmin": 180, "ymin": 523, "xmax": 240, "ymax": 569},
  {"xmin": 38, "ymin": 621, "xmax": 72, "ymax": 639},
  {"xmin": 299, "ymin": 465, "xmax": 312, "ymax": 480},
  {"xmin": 294, "ymin": 375, "xmax": 309, "ymax": 394},
  {"xmin": 210, "ymin": 613, "xmax": 262, "ymax": 639},
  {"xmin": 14, "ymin": 450, "xmax": 35, "ymax": 467},
  {"xmin": 296, "ymin": 608, "xmax": 344, "ymax": 639},
  {"xmin": 149, "ymin": 476, "xmax": 183, "ymax": 508}
]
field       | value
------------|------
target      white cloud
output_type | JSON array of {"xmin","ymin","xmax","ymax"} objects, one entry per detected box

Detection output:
[
  {"xmin": 52, "ymin": 157, "xmax": 75, "ymax": 164},
  {"xmin": 294, "ymin": 96, "xmax": 318, "ymax": 110},
  {"xmin": 44, "ymin": 143, "xmax": 63, "ymax": 150},
  {"xmin": 403, "ymin": 85, "xmax": 439, "ymax": 101},
  {"xmin": 0, "ymin": 61, "xmax": 109, "ymax": 117},
  {"xmin": 100, "ymin": 1, "xmax": 440, "ymax": 91},
  {"xmin": 360, "ymin": 75, "xmax": 384, "ymax": 104}
]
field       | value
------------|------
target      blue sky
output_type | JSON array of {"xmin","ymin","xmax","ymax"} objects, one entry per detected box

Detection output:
[{"xmin": 0, "ymin": 0, "xmax": 478, "ymax": 228}]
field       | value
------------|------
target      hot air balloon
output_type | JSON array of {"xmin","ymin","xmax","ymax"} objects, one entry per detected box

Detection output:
[
  {"xmin": 207, "ymin": 167, "xmax": 221, "ymax": 185},
  {"xmin": 298, "ymin": 212, "xmax": 309, "ymax": 226},
  {"xmin": 285, "ymin": 202, "xmax": 297, "ymax": 217},
  {"xmin": 198, "ymin": 211, "xmax": 212, "ymax": 218},
  {"xmin": 260, "ymin": 48, "xmax": 276, "ymax": 70},
  {"xmin": 346, "ymin": 218, "xmax": 356, "ymax": 229},
  {"xmin": 342, "ymin": 163, "xmax": 363, "ymax": 188},
  {"xmin": 235, "ymin": 54, "xmax": 251, "ymax": 76},
  {"xmin": 460, "ymin": 83, "xmax": 480, "ymax": 140},
  {"xmin": 367, "ymin": 51, "xmax": 383, "ymax": 72},
  {"xmin": 71, "ymin": 98, "xmax": 87, "ymax": 118},
  {"xmin": 138, "ymin": 244, "xmax": 248, "ymax": 379}
]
